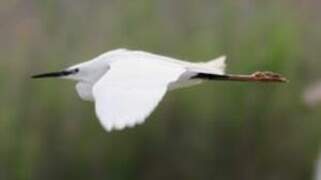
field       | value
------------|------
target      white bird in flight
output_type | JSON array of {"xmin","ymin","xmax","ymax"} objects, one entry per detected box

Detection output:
[{"xmin": 33, "ymin": 49, "xmax": 287, "ymax": 132}]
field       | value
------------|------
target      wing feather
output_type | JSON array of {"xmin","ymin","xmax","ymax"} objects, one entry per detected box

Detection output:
[{"xmin": 92, "ymin": 58, "xmax": 185, "ymax": 131}]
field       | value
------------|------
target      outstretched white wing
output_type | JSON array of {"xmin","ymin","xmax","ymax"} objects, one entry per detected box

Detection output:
[{"xmin": 92, "ymin": 58, "xmax": 185, "ymax": 131}]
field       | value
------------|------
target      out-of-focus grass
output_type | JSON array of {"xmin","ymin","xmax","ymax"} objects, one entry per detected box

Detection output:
[{"xmin": 1, "ymin": 0, "xmax": 321, "ymax": 180}]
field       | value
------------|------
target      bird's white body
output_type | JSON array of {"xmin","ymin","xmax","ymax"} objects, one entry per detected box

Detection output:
[
  {"xmin": 71, "ymin": 49, "xmax": 226, "ymax": 102},
  {"xmin": 37, "ymin": 49, "xmax": 227, "ymax": 131},
  {"xmin": 33, "ymin": 48, "xmax": 288, "ymax": 132}
]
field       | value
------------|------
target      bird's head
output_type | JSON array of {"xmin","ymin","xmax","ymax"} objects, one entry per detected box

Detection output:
[
  {"xmin": 32, "ymin": 67, "xmax": 80, "ymax": 79},
  {"xmin": 32, "ymin": 61, "xmax": 109, "ymax": 82}
]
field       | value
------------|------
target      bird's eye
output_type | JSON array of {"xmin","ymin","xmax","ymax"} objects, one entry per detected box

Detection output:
[{"xmin": 65, "ymin": 68, "xmax": 79, "ymax": 76}]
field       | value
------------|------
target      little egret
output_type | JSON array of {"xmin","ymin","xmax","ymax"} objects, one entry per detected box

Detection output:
[{"xmin": 32, "ymin": 49, "xmax": 287, "ymax": 132}]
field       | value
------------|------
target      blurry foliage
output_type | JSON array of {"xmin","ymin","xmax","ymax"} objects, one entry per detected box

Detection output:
[{"xmin": 1, "ymin": 0, "xmax": 321, "ymax": 180}]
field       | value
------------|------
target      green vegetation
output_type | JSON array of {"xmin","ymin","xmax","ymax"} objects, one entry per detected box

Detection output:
[{"xmin": 0, "ymin": 0, "xmax": 321, "ymax": 179}]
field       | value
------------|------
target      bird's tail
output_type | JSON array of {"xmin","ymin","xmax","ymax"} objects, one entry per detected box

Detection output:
[{"xmin": 195, "ymin": 56, "xmax": 227, "ymax": 75}]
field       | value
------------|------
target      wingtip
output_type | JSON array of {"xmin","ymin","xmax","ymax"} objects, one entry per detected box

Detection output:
[{"xmin": 99, "ymin": 118, "xmax": 146, "ymax": 132}]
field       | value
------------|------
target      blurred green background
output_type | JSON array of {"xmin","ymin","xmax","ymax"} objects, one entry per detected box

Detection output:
[{"xmin": 1, "ymin": 0, "xmax": 321, "ymax": 179}]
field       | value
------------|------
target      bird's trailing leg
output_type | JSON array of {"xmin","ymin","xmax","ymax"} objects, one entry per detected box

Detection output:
[
  {"xmin": 193, "ymin": 71, "xmax": 288, "ymax": 83},
  {"xmin": 224, "ymin": 71, "xmax": 288, "ymax": 83}
]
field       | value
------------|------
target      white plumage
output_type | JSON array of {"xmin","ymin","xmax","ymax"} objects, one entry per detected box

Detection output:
[
  {"xmin": 33, "ymin": 49, "xmax": 228, "ymax": 131},
  {"xmin": 90, "ymin": 49, "xmax": 225, "ymax": 131},
  {"xmin": 92, "ymin": 55, "xmax": 186, "ymax": 131},
  {"xmin": 33, "ymin": 48, "xmax": 288, "ymax": 131}
]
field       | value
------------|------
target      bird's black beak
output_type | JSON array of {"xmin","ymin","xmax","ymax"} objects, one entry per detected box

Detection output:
[{"xmin": 32, "ymin": 69, "xmax": 79, "ymax": 79}]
